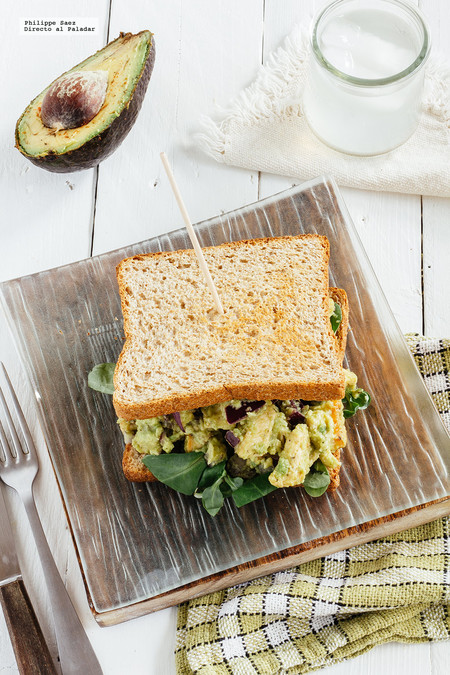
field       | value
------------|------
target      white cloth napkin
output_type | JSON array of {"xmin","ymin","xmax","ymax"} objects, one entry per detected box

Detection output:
[{"xmin": 196, "ymin": 26, "xmax": 450, "ymax": 197}]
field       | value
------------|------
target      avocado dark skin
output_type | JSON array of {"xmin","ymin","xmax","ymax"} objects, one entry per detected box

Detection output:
[{"xmin": 15, "ymin": 32, "xmax": 155, "ymax": 173}]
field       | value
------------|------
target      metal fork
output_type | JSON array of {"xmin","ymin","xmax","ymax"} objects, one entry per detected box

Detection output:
[{"xmin": 0, "ymin": 362, "xmax": 103, "ymax": 675}]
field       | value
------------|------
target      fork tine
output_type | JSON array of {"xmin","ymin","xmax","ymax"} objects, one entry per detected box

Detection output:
[
  {"xmin": 0, "ymin": 417, "xmax": 10, "ymax": 462},
  {"xmin": 0, "ymin": 362, "xmax": 36, "ymax": 456},
  {"xmin": 0, "ymin": 384, "xmax": 23, "ymax": 458}
]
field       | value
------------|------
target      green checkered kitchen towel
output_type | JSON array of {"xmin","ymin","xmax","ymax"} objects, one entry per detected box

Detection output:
[{"xmin": 175, "ymin": 335, "xmax": 450, "ymax": 674}]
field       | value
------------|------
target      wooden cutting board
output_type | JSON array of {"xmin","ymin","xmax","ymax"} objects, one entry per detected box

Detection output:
[{"xmin": 92, "ymin": 497, "xmax": 450, "ymax": 625}]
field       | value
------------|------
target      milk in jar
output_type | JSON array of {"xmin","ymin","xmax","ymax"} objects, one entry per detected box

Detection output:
[{"xmin": 303, "ymin": 0, "xmax": 431, "ymax": 155}]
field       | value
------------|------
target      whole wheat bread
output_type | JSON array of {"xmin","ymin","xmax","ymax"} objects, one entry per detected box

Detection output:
[
  {"xmin": 329, "ymin": 287, "xmax": 348, "ymax": 361},
  {"xmin": 113, "ymin": 235, "xmax": 345, "ymax": 420}
]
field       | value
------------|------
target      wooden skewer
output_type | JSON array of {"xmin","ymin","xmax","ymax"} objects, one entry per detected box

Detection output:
[{"xmin": 160, "ymin": 151, "xmax": 224, "ymax": 315}]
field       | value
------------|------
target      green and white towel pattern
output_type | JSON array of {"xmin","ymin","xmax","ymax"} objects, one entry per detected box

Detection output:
[{"xmin": 176, "ymin": 336, "xmax": 450, "ymax": 674}]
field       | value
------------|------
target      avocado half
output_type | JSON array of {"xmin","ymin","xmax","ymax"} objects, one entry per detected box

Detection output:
[{"xmin": 15, "ymin": 31, "xmax": 155, "ymax": 173}]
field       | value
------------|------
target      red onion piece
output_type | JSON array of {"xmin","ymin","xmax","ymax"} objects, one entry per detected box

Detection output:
[
  {"xmin": 172, "ymin": 412, "xmax": 185, "ymax": 432},
  {"xmin": 225, "ymin": 401, "xmax": 264, "ymax": 424},
  {"xmin": 288, "ymin": 411, "xmax": 306, "ymax": 425},
  {"xmin": 286, "ymin": 400, "xmax": 305, "ymax": 426},
  {"xmin": 225, "ymin": 430, "xmax": 240, "ymax": 447}
]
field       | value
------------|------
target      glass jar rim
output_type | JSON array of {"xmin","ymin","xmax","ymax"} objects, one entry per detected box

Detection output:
[{"xmin": 310, "ymin": 0, "xmax": 431, "ymax": 87}]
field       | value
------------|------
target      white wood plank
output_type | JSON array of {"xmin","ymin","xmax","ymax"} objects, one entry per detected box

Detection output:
[
  {"xmin": 431, "ymin": 640, "xmax": 450, "ymax": 675},
  {"xmin": 420, "ymin": 0, "xmax": 450, "ymax": 336},
  {"xmin": 260, "ymin": 0, "xmax": 422, "ymax": 334},
  {"xmin": 258, "ymin": 0, "xmax": 317, "ymax": 198},
  {"xmin": 422, "ymin": 3, "xmax": 450, "ymax": 662},
  {"xmin": 0, "ymin": 0, "xmax": 109, "ymax": 282},
  {"xmin": 339, "ymin": 188, "xmax": 423, "ymax": 334},
  {"xmin": 89, "ymin": 606, "xmax": 177, "ymax": 675},
  {"xmin": 0, "ymin": 3, "xmax": 110, "ymax": 672},
  {"xmin": 92, "ymin": 0, "xmax": 263, "ymax": 255},
  {"xmin": 422, "ymin": 199, "xmax": 450, "ymax": 335},
  {"xmin": 0, "ymin": 314, "xmax": 62, "ymax": 670},
  {"xmin": 320, "ymin": 642, "xmax": 432, "ymax": 675}
]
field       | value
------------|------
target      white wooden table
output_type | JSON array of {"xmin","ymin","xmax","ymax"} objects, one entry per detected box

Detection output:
[{"xmin": 1, "ymin": 1, "xmax": 449, "ymax": 673}]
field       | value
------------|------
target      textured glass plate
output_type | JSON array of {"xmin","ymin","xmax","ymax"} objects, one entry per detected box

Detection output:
[{"xmin": 1, "ymin": 177, "xmax": 449, "ymax": 619}]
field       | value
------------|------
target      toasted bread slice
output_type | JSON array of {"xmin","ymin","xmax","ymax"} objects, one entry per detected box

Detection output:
[
  {"xmin": 329, "ymin": 287, "xmax": 348, "ymax": 362},
  {"xmin": 328, "ymin": 462, "xmax": 341, "ymax": 491},
  {"xmin": 326, "ymin": 287, "xmax": 348, "ymax": 491},
  {"xmin": 113, "ymin": 236, "xmax": 347, "ymax": 420},
  {"xmin": 123, "ymin": 443, "xmax": 156, "ymax": 482},
  {"xmin": 121, "ymin": 285, "xmax": 349, "ymax": 488}
]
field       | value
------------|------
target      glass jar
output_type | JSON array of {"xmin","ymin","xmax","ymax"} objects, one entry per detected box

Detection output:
[{"xmin": 303, "ymin": 0, "xmax": 431, "ymax": 156}]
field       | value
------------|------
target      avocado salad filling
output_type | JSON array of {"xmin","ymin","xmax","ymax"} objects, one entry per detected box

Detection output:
[{"xmin": 116, "ymin": 369, "xmax": 370, "ymax": 515}]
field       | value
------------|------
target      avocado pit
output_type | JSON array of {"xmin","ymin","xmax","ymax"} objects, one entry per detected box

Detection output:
[{"xmin": 41, "ymin": 71, "xmax": 108, "ymax": 130}]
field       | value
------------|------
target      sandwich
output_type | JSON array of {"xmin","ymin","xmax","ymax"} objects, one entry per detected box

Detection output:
[{"xmin": 89, "ymin": 235, "xmax": 370, "ymax": 515}]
